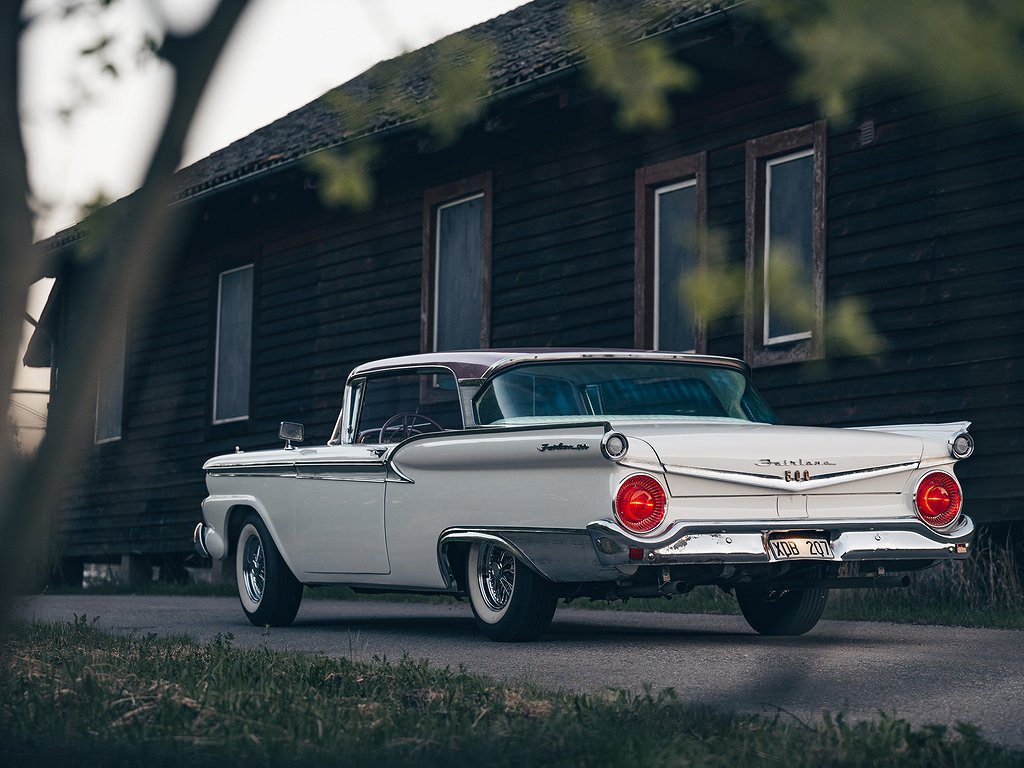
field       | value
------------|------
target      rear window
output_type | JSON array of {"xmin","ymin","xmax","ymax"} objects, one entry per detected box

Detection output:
[{"xmin": 474, "ymin": 361, "xmax": 777, "ymax": 426}]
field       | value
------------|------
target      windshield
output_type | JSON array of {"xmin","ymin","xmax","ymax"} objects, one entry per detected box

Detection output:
[{"xmin": 473, "ymin": 361, "xmax": 777, "ymax": 425}]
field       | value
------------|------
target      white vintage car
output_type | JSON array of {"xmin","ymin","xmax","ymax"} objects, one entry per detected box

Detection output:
[{"xmin": 194, "ymin": 350, "xmax": 974, "ymax": 641}]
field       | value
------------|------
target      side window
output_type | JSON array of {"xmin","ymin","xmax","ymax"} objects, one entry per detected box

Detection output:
[
  {"xmin": 422, "ymin": 174, "xmax": 492, "ymax": 352},
  {"xmin": 355, "ymin": 371, "xmax": 462, "ymax": 443},
  {"xmin": 635, "ymin": 153, "xmax": 707, "ymax": 352},
  {"xmin": 745, "ymin": 122, "xmax": 826, "ymax": 366},
  {"xmin": 213, "ymin": 264, "xmax": 253, "ymax": 424},
  {"xmin": 95, "ymin": 310, "xmax": 126, "ymax": 444}
]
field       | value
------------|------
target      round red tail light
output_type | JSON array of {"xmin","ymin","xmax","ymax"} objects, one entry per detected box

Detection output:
[
  {"xmin": 914, "ymin": 471, "xmax": 962, "ymax": 529},
  {"xmin": 615, "ymin": 474, "xmax": 667, "ymax": 534}
]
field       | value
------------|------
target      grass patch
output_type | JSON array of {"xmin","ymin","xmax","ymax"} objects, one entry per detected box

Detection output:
[
  {"xmin": 825, "ymin": 525, "xmax": 1024, "ymax": 629},
  {"xmin": 2, "ymin": 617, "xmax": 1019, "ymax": 767}
]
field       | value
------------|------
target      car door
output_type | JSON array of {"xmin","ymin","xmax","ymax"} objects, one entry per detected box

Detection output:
[
  {"xmin": 289, "ymin": 445, "xmax": 391, "ymax": 575},
  {"xmin": 288, "ymin": 367, "xmax": 463, "ymax": 577}
]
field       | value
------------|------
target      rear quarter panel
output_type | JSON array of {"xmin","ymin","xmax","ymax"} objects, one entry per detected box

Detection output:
[{"xmin": 383, "ymin": 424, "xmax": 625, "ymax": 587}]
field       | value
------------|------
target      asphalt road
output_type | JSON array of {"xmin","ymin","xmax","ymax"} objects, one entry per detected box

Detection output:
[{"xmin": 13, "ymin": 594, "xmax": 1024, "ymax": 750}]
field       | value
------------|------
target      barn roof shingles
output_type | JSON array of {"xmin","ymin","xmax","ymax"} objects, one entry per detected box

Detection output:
[
  {"xmin": 172, "ymin": 0, "xmax": 731, "ymax": 202},
  {"xmin": 40, "ymin": 0, "xmax": 733, "ymax": 252}
]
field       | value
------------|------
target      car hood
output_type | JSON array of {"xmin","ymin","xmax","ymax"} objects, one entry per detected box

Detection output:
[{"xmin": 616, "ymin": 421, "xmax": 929, "ymax": 495}]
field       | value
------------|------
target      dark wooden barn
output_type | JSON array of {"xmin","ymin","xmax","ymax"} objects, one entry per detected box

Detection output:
[{"xmin": 28, "ymin": 0, "xmax": 1024, "ymax": 580}]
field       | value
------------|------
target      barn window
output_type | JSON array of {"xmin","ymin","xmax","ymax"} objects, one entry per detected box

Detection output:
[
  {"xmin": 745, "ymin": 122, "xmax": 826, "ymax": 366},
  {"xmin": 422, "ymin": 174, "xmax": 492, "ymax": 352},
  {"xmin": 95, "ymin": 311, "xmax": 126, "ymax": 444},
  {"xmin": 635, "ymin": 153, "xmax": 707, "ymax": 352},
  {"xmin": 213, "ymin": 264, "xmax": 254, "ymax": 424}
]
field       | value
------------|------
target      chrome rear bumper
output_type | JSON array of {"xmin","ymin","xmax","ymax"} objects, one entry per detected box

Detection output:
[
  {"xmin": 439, "ymin": 516, "xmax": 974, "ymax": 585},
  {"xmin": 588, "ymin": 516, "xmax": 975, "ymax": 567}
]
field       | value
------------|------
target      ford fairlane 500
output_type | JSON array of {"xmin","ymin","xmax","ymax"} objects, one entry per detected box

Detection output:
[{"xmin": 194, "ymin": 350, "xmax": 974, "ymax": 641}]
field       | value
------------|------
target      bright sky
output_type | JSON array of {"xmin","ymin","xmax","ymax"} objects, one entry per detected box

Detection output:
[
  {"xmin": 21, "ymin": 0, "xmax": 527, "ymax": 237},
  {"xmin": 12, "ymin": 0, "xmax": 527, "ymax": 443}
]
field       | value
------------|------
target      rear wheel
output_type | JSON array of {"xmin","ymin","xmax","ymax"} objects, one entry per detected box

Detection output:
[
  {"xmin": 467, "ymin": 542, "xmax": 557, "ymax": 642},
  {"xmin": 735, "ymin": 580, "xmax": 828, "ymax": 636},
  {"xmin": 236, "ymin": 513, "xmax": 303, "ymax": 627}
]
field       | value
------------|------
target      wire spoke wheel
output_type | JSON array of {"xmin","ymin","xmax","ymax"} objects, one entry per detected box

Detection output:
[
  {"xmin": 478, "ymin": 543, "xmax": 516, "ymax": 611},
  {"xmin": 241, "ymin": 531, "xmax": 266, "ymax": 605},
  {"xmin": 235, "ymin": 514, "xmax": 303, "ymax": 627},
  {"xmin": 466, "ymin": 541, "xmax": 557, "ymax": 642}
]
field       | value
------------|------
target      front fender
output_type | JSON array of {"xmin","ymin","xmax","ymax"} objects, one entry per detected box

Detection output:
[{"xmin": 200, "ymin": 494, "xmax": 295, "ymax": 576}]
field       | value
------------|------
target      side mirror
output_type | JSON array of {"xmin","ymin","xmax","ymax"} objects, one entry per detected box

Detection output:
[{"xmin": 279, "ymin": 421, "xmax": 304, "ymax": 450}]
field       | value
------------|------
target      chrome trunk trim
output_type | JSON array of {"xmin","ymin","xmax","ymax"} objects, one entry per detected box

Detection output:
[{"xmin": 661, "ymin": 461, "xmax": 919, "ymax": 491}]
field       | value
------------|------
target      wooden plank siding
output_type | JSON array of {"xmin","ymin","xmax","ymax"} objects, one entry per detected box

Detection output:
[
  {"xmin": 758, "ymin": 91, "xmax": 1024, "ymax": 522},
  {"xmin": 53, "ymin": 61, "xmax": 1023, "ymax": 561}
]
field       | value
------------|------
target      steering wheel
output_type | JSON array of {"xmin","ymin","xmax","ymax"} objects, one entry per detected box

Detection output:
[{"xmin": 377, "ymin": 412, "xmax": 444, "ymax": 443}]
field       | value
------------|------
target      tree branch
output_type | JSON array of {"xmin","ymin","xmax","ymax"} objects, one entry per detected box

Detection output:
[
  {"xmin": 0, "ymin": 0, "xmax": 252, "ymax": 621},
  {"xmin": 0, "ymin": 0, "xmax": 39, "ymax": 482}
]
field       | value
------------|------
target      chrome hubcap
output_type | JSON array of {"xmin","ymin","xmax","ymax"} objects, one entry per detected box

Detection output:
[
  {"xmin": 477, "ymin": 543, "xmax": 515, "ymax": 612},
  {"xmin": 242, "ymin": 531, "xmax": 265, "ymax": 605}
]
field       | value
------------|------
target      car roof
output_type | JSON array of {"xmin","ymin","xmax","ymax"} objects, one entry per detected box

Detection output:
[{"xmin": 348, "ymin": 349, "xmax": 750, "ymax": 383}]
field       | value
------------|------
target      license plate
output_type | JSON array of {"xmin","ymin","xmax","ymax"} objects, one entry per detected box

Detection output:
[{"xmin": 767, "ymin": 536, "xmax": 834, "ymax": 561}]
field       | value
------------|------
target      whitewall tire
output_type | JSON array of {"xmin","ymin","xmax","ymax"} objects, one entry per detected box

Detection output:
[
  {"xmin": 236, "ymin": 513, "xmax": 303, "ymax": 627},
  {"xmin": 466, "ymin": 541, "xmax": 557, "ymax": 642}
]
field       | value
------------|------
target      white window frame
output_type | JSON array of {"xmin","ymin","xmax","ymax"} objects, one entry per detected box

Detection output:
[
  {"xmin": 653, "ymin": 178, "xmax": 699, "ymax": 353},
  {"xmin": 763, "ymin": 147, "xmax": 815, "ymax": 347},
  {"xmin": 422, "ymin": 173, "xmax": 492, "ymax": 354},
  {"xmin": 433, "ymin": 192, "xmax": 485, "ymax": 352},
  {"xmin": 634, "ymin": 153, "xmax": 708, "ymax": 352},
  {"xmin": 94, "ymin": 313, "xmax": 126, "ymax": 445},
  {"xmin": 744, "ymin": 121, "xmax": 827, "ymax": 368}
]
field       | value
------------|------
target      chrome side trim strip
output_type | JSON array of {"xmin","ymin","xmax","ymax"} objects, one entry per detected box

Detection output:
[
  {"xmin": 297, "ymin": 463, "xmax": 389, "ymax": 484},
  {"xmin": 209, "ymin": 460, "xmax": 390, "ymax": 482},
  {"xmin": 206, "ymin": 470, "xmax": 295, "ymax": 479},
  {"xmin": 618, "ymin": 457, "xmax": 664, "ymax": 473}
]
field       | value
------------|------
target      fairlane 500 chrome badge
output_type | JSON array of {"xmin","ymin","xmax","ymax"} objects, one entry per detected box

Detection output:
[
  {"xmin": 755, "ymin": 458, "xmax": 837, "ymax": 467},
  {"xmin": 756, "ymin": 458, "xmax": 835, "ymax": 482},
  {"xmin": 538, "ymin": 442, "xmax": 590, "ymax": 452}
]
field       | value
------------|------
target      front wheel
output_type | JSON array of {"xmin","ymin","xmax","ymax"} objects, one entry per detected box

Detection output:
[
  {"xmin": 466, "ymin": 542, "xmax": 557, "ymax": 642},
  {"xmin": 236, "ymin": 514, "xmax": 303, "ymax": 627},
  {"xmin": 735, "ymin": 581, "xmax": 828, "ymax": 636}
]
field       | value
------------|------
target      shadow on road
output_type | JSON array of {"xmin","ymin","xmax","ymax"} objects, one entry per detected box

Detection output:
[{"xmin": 287, "ymin": 604, "xmax": 888, "ymax": 650}]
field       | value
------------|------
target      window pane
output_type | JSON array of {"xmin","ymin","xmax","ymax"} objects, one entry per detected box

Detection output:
[
  {"xmin": 474, "ymin": 361, "xmax": 778, "ymax": 425},
  {"xmin": 355, "ymin": 371, "xmax": 462, "ymax": 443},
  {"xmin": 765, "ymin": 151, "xmax": 814, "ymax": 344},
  {"xmin": 214, "ymin": 265, "xmax": 253, "ymax": 422},
  {"xmin": 655, "ymin": 181, "xmax": 698, "ymax": 351},
  {"xmin": 95, "ymin": 314, "xmax": 126, "ymax": 443},
  {"xmin": 436, "ymin": 195, "xmax": 484, "ymax": 351}
]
